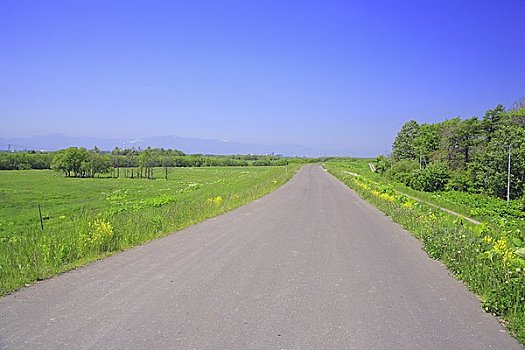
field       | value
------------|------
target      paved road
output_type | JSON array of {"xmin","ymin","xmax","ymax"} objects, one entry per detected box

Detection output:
[{"xmin": 0, "ymin": 165, "xmax": 522, "ymax": 349}]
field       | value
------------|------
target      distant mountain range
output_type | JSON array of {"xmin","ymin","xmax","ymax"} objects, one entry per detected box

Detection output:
[{"xmin": 0, "ymin": 134, "xmax": 354, "ymax": 157}]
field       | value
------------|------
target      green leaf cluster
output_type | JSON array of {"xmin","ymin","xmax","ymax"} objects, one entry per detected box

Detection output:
[{"xmin": 388, "ymin": 101, "xmax": 525, "ymax": 199}]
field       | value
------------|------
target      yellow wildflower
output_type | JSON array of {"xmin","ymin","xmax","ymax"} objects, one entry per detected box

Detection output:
[
  {"xmin": 87, "ymin": 219, "xmax": 113, "ymax": 246},
  {"xmin": 207, "ymin": 196, "xmax": 223, "ymax": 206},
  {"xmin": 379, "ymin": 193, "xmax": 396, "ymax": 202},
  {"xmin": 482, "ymin": 235, "xmax": 494, "ymax": 244}
]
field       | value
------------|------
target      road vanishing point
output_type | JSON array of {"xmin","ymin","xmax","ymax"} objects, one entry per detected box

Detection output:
[{"xmin": 0, "ymin": 165, "xmax": 522, "ymax": 349}]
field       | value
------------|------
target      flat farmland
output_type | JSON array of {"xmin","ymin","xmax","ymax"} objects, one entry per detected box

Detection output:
[{"xmin": 0, "ymin": 166, "xmax": 298, "ymax": 294}]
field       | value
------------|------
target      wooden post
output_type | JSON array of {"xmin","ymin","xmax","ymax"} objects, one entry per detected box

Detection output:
[{"xmin": 38, "ymin": 205, "xmax": 44, "ymax": 230}]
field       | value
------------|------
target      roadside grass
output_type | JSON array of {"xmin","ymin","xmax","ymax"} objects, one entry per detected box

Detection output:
[
  {"xmin": 327, "ymin": 159, "xmax": 525, "ymax": 223},
  {"xmin": 329, "ymin": 159, "xmax": 478, "ymax": 218},
  {"xmin": 0, "ymin": 165, "xmax": 299, "ymax": 295},
  {"xmin": 324, "ymin": 160, "xmax": 525, "ymax": 344}
]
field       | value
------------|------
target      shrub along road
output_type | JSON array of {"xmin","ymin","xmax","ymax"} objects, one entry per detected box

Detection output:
[{"xmin": 0, "ymin": 165, "xmax": 522, "ymax": 349}]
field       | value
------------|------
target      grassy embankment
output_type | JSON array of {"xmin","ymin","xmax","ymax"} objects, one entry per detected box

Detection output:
[
  {"xmin": 324, "ymin": 159, "xmax": 525, "ymax": 344},
  {"xmin": 0, "ymin": 165, "xmax": 299, "ymax": 295}
]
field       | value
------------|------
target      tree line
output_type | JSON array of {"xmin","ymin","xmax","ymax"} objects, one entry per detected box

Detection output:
[
  {"xmin": 0, "ymin": 151, "xmax": 53, "ymax": 170},
  {"xmin": 377, "ymin": 98, "xmax": 525, "ymax": 200},
  {"xmin": 0, "ymin": 147, "xmax": 295, "ymax": 177}
]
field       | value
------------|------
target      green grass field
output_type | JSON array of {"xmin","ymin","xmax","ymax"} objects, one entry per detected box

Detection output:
[{"xmin": 0, "ymin": 166, "xmax": 299, "ymax": 295}]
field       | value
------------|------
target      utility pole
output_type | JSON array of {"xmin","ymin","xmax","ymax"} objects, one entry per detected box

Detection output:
[{"xmin": 507, "ymin": 144, "xmax": 512, "ymax": 203}]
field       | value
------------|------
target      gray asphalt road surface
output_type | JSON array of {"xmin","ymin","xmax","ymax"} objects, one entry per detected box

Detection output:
[{"xmin": 0, "ymin": 165, "xmax": 522, "ymax": 349}]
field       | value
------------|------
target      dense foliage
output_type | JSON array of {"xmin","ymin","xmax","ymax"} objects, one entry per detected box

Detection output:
[
  {"xmin": 0, "ymin": 151, "xmax": 53, "ymax": 170},
  {"xmin": 51, "ymin": 147, "xmax": 111, "ymax": 177},
  {"xmin": 1, "ymin": 147, "xmax": 303, "ymax": 176},
  {"xmin": 385, "ymin": 103, "xmax": 525, "ymax": 199}
]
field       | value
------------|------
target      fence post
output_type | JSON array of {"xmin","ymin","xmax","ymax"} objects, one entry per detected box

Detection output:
[{"xmin": 38, "ymin": 204, "xmax": 44, "ymax": 230}]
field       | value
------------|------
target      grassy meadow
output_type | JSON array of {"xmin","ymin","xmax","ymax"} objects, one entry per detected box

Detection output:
[{"xmin": 0, "ymin": 165, "xmax": 299, "ymax": 295}]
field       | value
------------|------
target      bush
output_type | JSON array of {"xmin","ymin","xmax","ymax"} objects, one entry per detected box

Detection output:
[
  {"xmin": 410, "ymin": 162, "xmax": 450, "ymax": 192},
  {"xmin": 446, "ymin": 170, "xmax": 473, "ymax": 192},
  {"xmin": 253, "ymin": 159, "xmax": 272, "ymax": 166},
  {"xmin": 385, "ymin": 160, "xmax": 418, "ymax": 185},
  {"xmin": 374, "ymin": 155, "xmax": 390, "ymax": 174}
]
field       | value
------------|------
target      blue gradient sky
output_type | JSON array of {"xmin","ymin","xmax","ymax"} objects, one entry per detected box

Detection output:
[{"xmin": 1, "ymin": 0, "xmax": 524, "ymax": 156}]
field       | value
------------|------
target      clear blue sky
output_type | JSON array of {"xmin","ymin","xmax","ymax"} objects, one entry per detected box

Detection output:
[{"xmin": 1, "ymin": 0, "xmax": 524, "ymax": 156}]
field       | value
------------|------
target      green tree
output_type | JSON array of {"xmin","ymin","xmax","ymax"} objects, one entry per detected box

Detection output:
[
  {"xmin": 472, "ymin": 112, "xmax": 525, "ymax": 199},
  {"xmin": 139, "ymin": 148, "xmax": 154, "ymax": 179},
  {"xmin": 482, "ymin": 104, "xmax": 505, "ymax": 143},
  {"xmin": 392, "ymin": 120, "xmax": 420, "ymax": 161},
  {"xmin": 51, "ymin": 147, "xmax": 89, "ymax": 177},
  {"xmin": 434, "ymin": 117, "xmax": 481, "ymax": 170},
  {"xmin": 458, "ymin": 116, "xmax": 482, "ymax": 165},
  {"xmin": 111, "ymin": 147, "xmax": 121, "ymax": 178},
  {"xmin": 413, "ymin": 123, "xmax": 440, "ymax": 165},
  {"xmin": 89, "ymin": 152, "xmax": 112, "ymax": 177}
]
